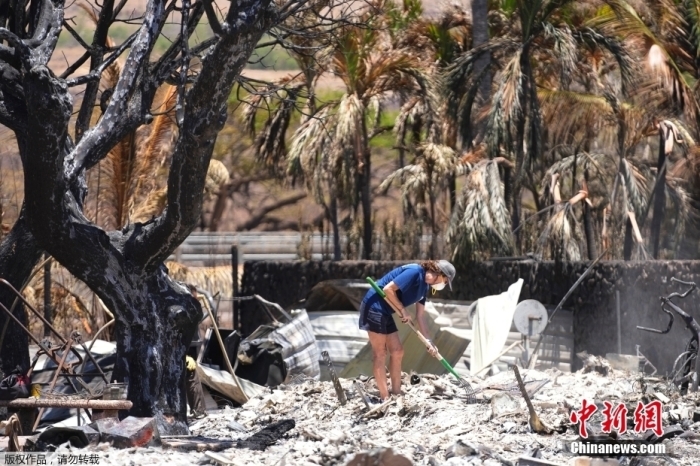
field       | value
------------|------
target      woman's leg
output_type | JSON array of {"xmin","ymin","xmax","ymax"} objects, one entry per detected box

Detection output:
[
  {"xmin": 386, "ymin": 331, "xmax": 404, "ymax": 395},
  {"xmin": 367, "ymin": 331, "xmax": 389, "ymax": 400}
]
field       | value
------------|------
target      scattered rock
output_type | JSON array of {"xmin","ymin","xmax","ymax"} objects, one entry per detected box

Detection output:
[
  {"xmin": 345, "ymin": 447, "xmax": 412, "ymax": 466},
  {"xmin": 445, "ymin": 439, "xmax": 477, "ymax": 458},
  {"xmin": 576, "ymin": 352, "xmax": 611, "ymax": 376},
  {"xmin": 100, "ymin": 416, "xmax": 161, "ymax": 448},
  {"xmin": 226, "ymin": 420, "xmax": 247, "ymax": 432},
  {"xmin": 491, "ymin": 392, "xmax": 521, "ymax": 418}
]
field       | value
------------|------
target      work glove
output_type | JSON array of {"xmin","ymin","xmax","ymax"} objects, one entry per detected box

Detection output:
[{"xmin": 186, "ymin": 355, "xmax": 197, "ymax": 371}]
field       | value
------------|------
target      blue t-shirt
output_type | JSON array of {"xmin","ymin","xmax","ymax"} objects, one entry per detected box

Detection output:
[{"xmin": 362, "ymin": 264, "xmax": 428, "ymax": 316}]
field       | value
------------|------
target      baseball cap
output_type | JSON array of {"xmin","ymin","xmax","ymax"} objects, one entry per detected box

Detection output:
[{"xmin": 437, "ymin": 260, "xmax": 456, "ymax": 290}]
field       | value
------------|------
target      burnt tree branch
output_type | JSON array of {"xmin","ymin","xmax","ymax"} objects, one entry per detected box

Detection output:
[
  {"xmin": 239, "ymin": 192, "xmax": 308, "ymax": 231},
  {"xmin": 131, "ymin": 0, "xmax": 276, "ymax": 270}
]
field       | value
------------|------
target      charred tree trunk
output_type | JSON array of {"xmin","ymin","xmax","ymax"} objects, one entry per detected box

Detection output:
[
  {"xmin": 0, "ymin": 0, "xmax": 276, "ymax": 435},
  {"xmin": 103, "ymin": 268, "xmax": 200, "ymax": 429},
  {"xmin": 0, "ymin": 212, "xmax": 41, "ymax": 375}
]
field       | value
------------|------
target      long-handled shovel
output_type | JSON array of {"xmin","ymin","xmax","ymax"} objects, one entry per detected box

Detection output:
[{"xmin": 366, "ymin": 277, "xmax": 477, "ymax": 403}]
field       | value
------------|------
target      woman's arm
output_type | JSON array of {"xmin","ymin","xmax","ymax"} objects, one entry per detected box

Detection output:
[
  {"xmin": 383, "ymin": 281, "xmax": 412, "ymax": 323},
  {"xmin": 416, "ymin": 302, "xmax": 438, "ymax": 357}
]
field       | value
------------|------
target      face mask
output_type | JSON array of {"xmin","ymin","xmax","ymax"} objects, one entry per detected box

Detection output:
[{"xmin": 431, "ymin": 281, "xmax": 446, "ymax": 291}]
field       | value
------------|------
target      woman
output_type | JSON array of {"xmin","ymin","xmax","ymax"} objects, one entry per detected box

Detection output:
[{"xmin": 359, "ymin": 260, "xmax": 456, "ymax": 400}]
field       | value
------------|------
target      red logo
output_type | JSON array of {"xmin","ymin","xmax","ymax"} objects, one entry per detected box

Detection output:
[
  {"xmin": 601, "ymin": 401, "xmax": 628, "ymax": 434},
  {"xmin": 569, "ymin": 398, "xmax": 598, "ymax": 438},
  {"xmin": 570, "ymin": 400, "xmax": 664, "ymax": 438},
  {"xmin": 633, "ymin": 400, "xmax": 664, "ymax": 437}
]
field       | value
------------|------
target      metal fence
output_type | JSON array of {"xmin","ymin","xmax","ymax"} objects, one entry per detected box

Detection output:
[{"xmin": 168, "ymin": 232, "xmax": 442, "ymax": 266}]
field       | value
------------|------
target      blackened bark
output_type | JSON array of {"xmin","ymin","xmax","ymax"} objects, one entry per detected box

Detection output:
[
  {"xmin": 0, "ymin": 211, "xmax": 41, "ymax": 375},
  {"xmin": 105, "ymin": 268, "xmax": 199, "ymax": 433}
]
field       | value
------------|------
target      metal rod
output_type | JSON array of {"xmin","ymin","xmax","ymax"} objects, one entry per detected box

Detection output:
[
  {"xmin": 34, "ymin": 339, "xmax": 74, "ymax": 432},
  {"xmin": 201, "ymin": 293, "xmax": 249, "ymax": 402},
  {"xmin": 0, "ymin": 279, "xmax": 68, "ymax": 345},
  {"xmin": 616, "ymin": 290, "xmax": 622, "ymax": 354},
  {"xmin": 0, "ymin": 255, "xmax": 53, "ymax": 352},
  {"xmin": 527, "ymin": 248, "xmax": 608, "ymax": 368},
  {"xmin": 231, "ymin": 245, "xmax": 239, "ymax": 332}
]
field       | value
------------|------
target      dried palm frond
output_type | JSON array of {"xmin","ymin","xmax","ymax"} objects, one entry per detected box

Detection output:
[
  {"xmin": 204, "ymin": 159, "xmax": 231, "ymax": 200},
  {"xmin": 594, "ymin": 0, "xmax": 700, "ymax": 120},
  {"xmin": 379, "ymin": 143, "xmax": 464, "ymax": 205},
  {"xmin": 288, "ymin": 106, "xmax": 333, "ymax": 181},
  {"xmin": 446, "ymin": 160, "xmax": 513, "ymax": 261},
  {"xmin": 543, "ymin": 22, "xmax": 579, "ymax": 79},
  {"xmin": 130, "ymin": 85, "xmax": 178, "ymax": 205},
  {"xmin": 666, "ymin": 177, "xmax": 693, "ymax": 256},
  {"xmin": 486, "ymin": 50, "xmax": 524, "ymax": 158},
  {"xmin": 576, "ymin": 28, "xmax": 636, "ymax": 92},
  {"xmin": 131, "ymin": 187, "xmax": 167, "ymax": 223},
  {"xmin": 619, "ymin": 158, "xmax": 649, "ymax": 219},
  {"xmin": 252, "ymin": 80, "xmax": 306, "ymax": 175},
  {"xmin": 537, "ymin": 204, "xmax": 582, "ymax": 261},
  {"xmin": 538, "ymin": 89, "xmax": 615, "ymax": 144}
]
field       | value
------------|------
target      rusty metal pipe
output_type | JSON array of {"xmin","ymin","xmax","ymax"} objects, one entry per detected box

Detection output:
[
  {"xmin": 0, "ymin": 399, "xmax": 132, "ymax": 409},
  {"xmin": 0, "ymin": 279, "xmax": 67, "ymax": 345}
]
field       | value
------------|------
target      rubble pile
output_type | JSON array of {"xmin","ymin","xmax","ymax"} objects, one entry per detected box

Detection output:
[{"xmin": 43, "ymin": 367, "xmax": 700, "ymax": 465}]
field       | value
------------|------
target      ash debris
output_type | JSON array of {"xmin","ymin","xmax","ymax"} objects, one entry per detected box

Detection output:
[{"xmin": 44, "ymin": 365, "xmax": 699, "ymax": 466}]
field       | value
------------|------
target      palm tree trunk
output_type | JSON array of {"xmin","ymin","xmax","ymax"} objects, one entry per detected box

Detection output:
[
  {"xmin": 472, "ymin": 0, "xmax": 491, "ymax": 107},
  {"xmin": 623, "ymin": 216, "xmax": 633, "ymax": 260},
  {"xmin": 583, "ymin": 171, "xmax": 597, "ymax": 260},
  {"xmin": 511, "ymin": 105, "xmax": 526, "ymax": 249},
  {"xmin": 650, "ymin": 126, "xmax": 668, "ymax": 259},
  {"xmin": 360, "ymin": 113, "xmax": 373, "ymax": 260},
  {"xmin": 448, "ymin": 176, "xmax": 457, "ymax": 215},
  {"xmin": 428, "ymin": 170, "xmax": 438, "ymax": 258},
  {"xmin": 330, "ymin": 196, "xmax": 341, "ymax": 261}
]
